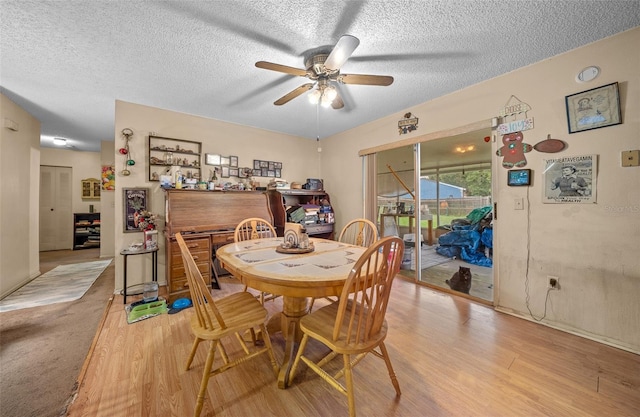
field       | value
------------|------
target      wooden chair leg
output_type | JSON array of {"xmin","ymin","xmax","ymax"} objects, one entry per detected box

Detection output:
[
  {"xmin": 343, "ymin": 353, "xmax": 356, "ymax": 417},
  {"xmin": 287, "ymin": 333, "xmax": 309, "ymax": 386},
  {"xmin": 259, "ymin": 323, "xmax": 280, "ymax": 376},
  {"xmin": 186, "ymin": 337, "xmax": 202, "ymax": 370},
  {"xmin": 194, "ymin": 341, "xmax": 218, "ymax": 417},
  {"xmin": 379, "ymin": 341, "xmax": 401, "ymax": 396}
]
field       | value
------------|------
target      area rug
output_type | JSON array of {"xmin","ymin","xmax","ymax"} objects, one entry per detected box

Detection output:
[{"xmin": 0, "ymin": 259, "xmax": 112, "ymax": 312}]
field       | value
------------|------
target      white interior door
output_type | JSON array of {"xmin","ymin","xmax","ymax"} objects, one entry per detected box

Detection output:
[{"xmin": 40, "ymin": 165, "xmax": 73, "ymax": 251}]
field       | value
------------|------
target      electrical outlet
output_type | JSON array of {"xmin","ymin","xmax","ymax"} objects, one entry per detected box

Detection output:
[
  {"xmin": 548, "ymin": 276, "xmax": 560, "ymax": 290},
  {"xmin": 514, "ymin": 198, "xmax": 524, "ymax": 210}
]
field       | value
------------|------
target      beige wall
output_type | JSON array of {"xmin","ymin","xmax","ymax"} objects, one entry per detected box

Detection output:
[
  {"xmin": 113, "ymin": 101, "xmax": 318, "ymax": 291},
  {"xmin": 321, "ymin": 28, "xmax": 640, "ymax": 352},
  {"xmin": 100, "ymin": 140, "xmax": 116, "ymax": 258},
  {"xmin": 0, "ymin": 93, "xmax": 41, "ymax": 297}
]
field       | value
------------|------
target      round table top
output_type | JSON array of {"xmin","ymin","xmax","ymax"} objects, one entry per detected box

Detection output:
[{"xmin": 216, "ymin": 237, "xmax": 367, "ymax": 298}]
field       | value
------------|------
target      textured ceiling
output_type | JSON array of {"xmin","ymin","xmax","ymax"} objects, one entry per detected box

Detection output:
[{"xmin": 1, "ymin": 1, "xmax": 639, "ymax": 152}]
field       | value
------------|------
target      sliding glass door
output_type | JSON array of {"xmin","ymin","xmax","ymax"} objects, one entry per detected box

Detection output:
[{"xmin": 370, "ymin": 124, "xmax": 494, "ymax": 303}]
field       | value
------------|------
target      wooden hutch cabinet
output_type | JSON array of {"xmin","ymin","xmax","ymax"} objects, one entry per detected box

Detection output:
[
  {"xmin": 163, "ymin": 189, "xmax": 273, "ymax": 303},
  {"xmin": 266, "ymin": 189, "xmax": 334, "ymax": 239}
]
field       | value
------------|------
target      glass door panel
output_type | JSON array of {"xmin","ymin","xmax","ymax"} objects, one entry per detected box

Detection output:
[
  {"xmin": 417, "ymin": 131, "xmax": 494, "ymax": 302},
  {"xmin": 375, "ymin": 146, "xmax": 416, "ymax": 277}
]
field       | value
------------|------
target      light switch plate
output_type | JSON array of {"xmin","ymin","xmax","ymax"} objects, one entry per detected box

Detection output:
[{"xmin": 622, "ymin": 150, "xmax": 640, "ymax": 167}]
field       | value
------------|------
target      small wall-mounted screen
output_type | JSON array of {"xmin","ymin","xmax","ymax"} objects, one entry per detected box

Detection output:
[{"xmin": 507, "ymin": 169, "xmax": 531, "ymax": 186}]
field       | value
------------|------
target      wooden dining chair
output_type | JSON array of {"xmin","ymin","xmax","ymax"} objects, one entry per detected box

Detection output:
[
  {"xmin": 309, "ymin": 218, "xmax": 379, "ymax": 312},
  {"xmin": 234, "ymin": 217, "xmax": 279, "ymax": 304},
  {"xmin": 175, "ymin": 232, "xmax": 279, "ymax": 417},
  {"xmin": 288, "ymin": 236, "xmax": 404, "ymax": 417},
  {"xmin": 338, "ymin": 218, "xmax": 379, "ymax": 247}
]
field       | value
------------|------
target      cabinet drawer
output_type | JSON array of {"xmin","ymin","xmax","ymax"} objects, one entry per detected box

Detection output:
[
  {"xmin": 210, "ymin": 232, "xmax": 234, "ymax": 245},
  {"xmin": 171, "ymin": 261, "xmax": 210, "ymax": 280},
  {"xmin": 170, "ymin": 268, "xmax": 211, "ymax": 292},
  {"xmin": 305, "ymin": 223, "xmax": 334, "ymax": 235},
  {"xmin": 171, "ymin": 248, "xmax": 209, "ymax": 266},
  {"xmin": 170, "ymin": 237, "xmax": 210, "ymax": 253}
]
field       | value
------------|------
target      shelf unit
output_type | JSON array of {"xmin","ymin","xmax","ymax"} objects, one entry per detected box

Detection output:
[
  {"xmin": 148, "ymin": 135, "xmax": 202, "ymax": 182},
  {"xmin": 73, "ymin": 212, "xmax": 100, "ymax": 250},
  {"xmin": 266, "ymin": 189, "xmax": 334, "ymax": 239}
]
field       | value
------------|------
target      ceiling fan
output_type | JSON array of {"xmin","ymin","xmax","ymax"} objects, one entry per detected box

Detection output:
[{"xmin": 255, "ymin": 35, "xmax": 394, "ymax": 109}]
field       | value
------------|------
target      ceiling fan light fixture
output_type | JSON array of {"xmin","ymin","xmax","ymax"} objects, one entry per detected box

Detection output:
[
  {"xmin": 320, "ymin": 94, "xmax": 333, "ymax": 108},
  {"xmin": 53, "ymin": 137, "xmax": 67, "ymax": 146},
  {"xmin": 325, "ymin": 86, "xmax": 337, "ymax": 101},
  {"xmin": 308, "ymin": 89, "xmax": 321, "ymax": 104}
]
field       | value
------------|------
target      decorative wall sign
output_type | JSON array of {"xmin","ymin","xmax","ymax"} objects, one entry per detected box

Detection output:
[
  {"xmin": 123, "ymin": 188, "xmax": 149, "ymax": 232},
  {"xmin": 497, "ymin": 117, "xmax": 534, "ymax": 135},
  {"xmin": 543, "ymin": 155, "xmax": 597, "ymax": 204},
  {"xmin": 497, "ymin": 95, "xmax": 534, "ymax": 134},
  {"xmin": 533, "ymin": 134, "xmax": 566, "ymax": 153},
  {"xmin": 398, "ymin": 112, "xmax": 418, "ymax": 135},
  {"xmin": 565, "ymin": 82, "xmax": 621, "ymax": 134},
  {"xmin": 496, "ymin": 131, "xmax": 532, "ymax": 168}
]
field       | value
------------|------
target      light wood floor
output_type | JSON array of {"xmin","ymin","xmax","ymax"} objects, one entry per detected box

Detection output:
[{"xmin": 66, "ymin": 275, "xmax": 639, "ymax": 416}]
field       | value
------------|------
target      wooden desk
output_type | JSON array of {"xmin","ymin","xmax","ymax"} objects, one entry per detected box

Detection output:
[
  {"xmin": 380, "ymin": 213, "xmax": 433, "ymax": 245},
  {"xmin": 217, "ymin": 237, "xmax": 367, "ymax": 388}
]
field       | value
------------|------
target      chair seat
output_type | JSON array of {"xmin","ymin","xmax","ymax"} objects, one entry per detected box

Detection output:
[
  {"xmin": 190, "ymin": 291, "xmax": 268, "ymax": 340},
  {"xmin": 299, "ymin": 301, "xmax": 388, "ymax": 354}
]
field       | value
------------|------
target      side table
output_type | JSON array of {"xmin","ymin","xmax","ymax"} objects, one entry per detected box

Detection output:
[{"xmin": 120, "ymin": 247, "xmax": 159, "ymax": 304}]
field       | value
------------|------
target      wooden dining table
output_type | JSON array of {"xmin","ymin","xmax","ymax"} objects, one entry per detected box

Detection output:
[{"xmin": 216, "ymin": 237, "xmax": 367, "ymax": 388}]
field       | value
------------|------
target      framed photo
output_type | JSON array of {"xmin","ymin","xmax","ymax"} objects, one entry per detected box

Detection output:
[
  {"xmin": 221, "ymin": 166, "xmax": 230, "ymax": 178},
  {"xmin": 229, "ymin": 168, "xmax": 239, "ymax": 177},
  {"xmin": 565, "ymin": 82, "xmax": 621, "ymax": 134},
  {"xmin": 253, "ymin": 160, "xmax": 261, "ymax": 170},
  {"xmin": 229, "ymin": 156, "xmax": 238, "ymax": 168},
  {"xmin": 123, "ymin": 188, "xmax": 149, "ymax": 232},
  {"xmin": 273, "ymin": 162, "xmax": 282, "ymax": 169},
  {"xmin": 252, "ymin": 169, "xmax": 261, "ymax": 177},
  {"xmin": 221, "ymin": 156, "xmax": 230, "ymax": 166},
  {"xmin": 274, "ymin": 168, "xmax": 281, "ymax": 178},
  {"xmin": 542, "ymin": 155, "xmax": 597, "ymax": 204},
  {"xmin": 205, "ymin": 154, "xmax": 221, "ymax": 166}
]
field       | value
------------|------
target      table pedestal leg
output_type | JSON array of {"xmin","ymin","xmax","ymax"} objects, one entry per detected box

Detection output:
[{"xmin": 277, "ymin": 296, "xmax": 309, "ymax": 389}]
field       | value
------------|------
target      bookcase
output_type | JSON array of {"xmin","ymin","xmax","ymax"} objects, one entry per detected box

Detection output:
[
  {"xmin": 266, "ymin": 189, "xmax": 334, "ymax": 239},
  {"xmin": 73, "ymin": 212, "xmax": 100, "ymax": 250}
]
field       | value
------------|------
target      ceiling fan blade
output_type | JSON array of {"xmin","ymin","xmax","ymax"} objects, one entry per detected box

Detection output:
[
  {"xmin": 338, "ymin": 73, "xmax": 394, "ymax": 86},
  {"xmin": 256, "ymin": 61, "xmax": 308, "ymax": 77},
  {"xmin": 349, "ymin": 51, "xmax": 473, "ymax": 62},
  {"xmin": 324, "ymin": 35, "xmax": 360, "ymax": 71},
  {"xmin": 274, "ymin": 83, "xmax": 314, "ymax": 105}
]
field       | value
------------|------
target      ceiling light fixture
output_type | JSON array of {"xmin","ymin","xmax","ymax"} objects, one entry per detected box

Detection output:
[
  {"xmin": 455, "ymin": 145, "xmax": 475, "ymax": 153},
  {"xmin": 53, "ymin": 137, "xmax": 67, "ymax": 146},
  {"xmin": 308, "ymin": 79, "xmax": 337, "ymax": 108}
]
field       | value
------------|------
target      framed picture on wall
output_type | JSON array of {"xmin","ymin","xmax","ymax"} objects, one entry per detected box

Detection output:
[
  {"xmin": 123, "ymin": 188, "xmax": 149, "ymax": 232},
  {"xmin": 542, "ymin": 154, "xmax": 597, "ymax": 204},
  {"xmin": 565, "ymin": 82, "xmax": 621, "ymax": 133},
  {"xmin": 205, "ymin": 154, "xmax": 221, "ymax": 166}
]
